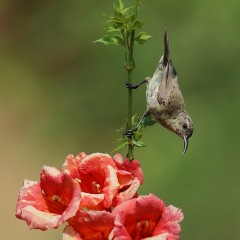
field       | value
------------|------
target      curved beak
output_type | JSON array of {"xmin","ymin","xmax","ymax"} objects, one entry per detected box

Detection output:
[
  {"xmin": 182, "ymin": 129, "xmax": 193, "ymax": 156},
  {"xmin": 182, "ymin": 135, "xmax": 189, "ymax": 155}
]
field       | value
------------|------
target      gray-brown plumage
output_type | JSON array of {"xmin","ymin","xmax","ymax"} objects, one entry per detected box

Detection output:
[{"xmin": 146, "ymin": 31, "xmax": 193, "ymax": 154}]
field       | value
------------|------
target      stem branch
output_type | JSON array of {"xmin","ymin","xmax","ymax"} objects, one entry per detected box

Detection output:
[{"xmin": 126, "ymin": 0, "xmax": 140, "ymax": 160}]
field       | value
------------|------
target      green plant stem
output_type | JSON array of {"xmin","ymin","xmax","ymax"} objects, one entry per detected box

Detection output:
[
  {"xmin": 127, "ymin": 69, "xmax": 134, "ymax": 160},
  {"xmin": 126, "ymin": 0, "xmax": 140, "ymax": 161}
]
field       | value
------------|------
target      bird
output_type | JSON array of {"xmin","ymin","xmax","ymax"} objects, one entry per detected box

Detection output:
[{"xmin": 125, "ymin": 31, "xmax": 193, "ymax": 154}]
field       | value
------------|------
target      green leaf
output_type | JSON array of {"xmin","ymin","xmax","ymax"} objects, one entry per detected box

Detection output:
[
  {"xmin": 144, "ymin": 115, "xmax": 156, "ymax": 127},
  {"xmin": 133, "ymin": 129, "xmax": 143, "ymax": 141},
  {"xmin": 103, "ymin": 14, "xmax": 117, "ymax": 23},
  {"xmin": 125, "ymin": 13, "xmax": 135, "ymax": 24},
  {"xmin": 103, "ymin": 15, "xmax": 124, "ymax": 26},
  {"xmin": 113, "ymin": 35, "xmax": 125, "ymax": 46},
  {"xmin": 131, "ymin": 114, "xmax": 138, "ymax": 124},
  {"xmin": 113, "ymin": 2, "xmax": 120, "ymax": 16},
  {"xmin": 121, "ymin": 7, "xmax": 134, "ymax": 16},
  {"xmin": 133, "ymin": 140, "xmax": 146, "ymax": 147},
  {"xmin": 135, "ymin": 32, "xmax": 152, "ymax": 44},
  {"xmin": 93, "ymin": 35, "xmax": 115, "ymax": 45},
  {"xmin": 117, "ymin": 0, "xmax": 125, "ymax": 11},
  {"xmin": 132, "ymin": 20, "xmax": 143, "ymax": 30},
  {"xmin": 105, "ymin": 26, "xmax": 120, "ymax": 33},
  {"xmin": 113, "ymin": 139, "xmax": 128, "ymax": 152},
  {"xmin": 113, "ymin": 21, "xmax": 124, "ymax": 30}
]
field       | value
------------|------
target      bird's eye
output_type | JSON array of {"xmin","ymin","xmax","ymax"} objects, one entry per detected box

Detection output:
[{"xmin": 182, "ymin": 123, "xmax": 188, "ymax": 129}]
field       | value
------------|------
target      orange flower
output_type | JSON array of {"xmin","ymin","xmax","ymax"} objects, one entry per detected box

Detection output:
[
  {"xmin": 110, "ymin": 194, "xmax": 184, "ymax": 240},
  {"xmin": 62, "ymin": 152, "xmax": 144, "ymax": 209},
  {"xmin": 16, "ymin": 152, "xmax": 183, "ymax": 240},
  {"xmin": 16, "ymin": 166, "xmax": 81, "ymax": 230}
]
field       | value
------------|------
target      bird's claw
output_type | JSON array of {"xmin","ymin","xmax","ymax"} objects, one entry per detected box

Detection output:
[
  {"xmin": 125, "ymin": 81, "xmax": 138, "ymax": 89},
  {"xmin": 123, "ymin": 129, "xmax": 134, "ymax": 137}
]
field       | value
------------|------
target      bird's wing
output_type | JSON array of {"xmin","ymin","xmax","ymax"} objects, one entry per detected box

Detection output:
[{"xmin": 157, "ymin": 59, "xmax": 185, "ymax": 112}]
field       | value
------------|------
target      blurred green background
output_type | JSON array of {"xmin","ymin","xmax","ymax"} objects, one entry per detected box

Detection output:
[{"xmin": 1, "ymin": 0, "xmax": 240, "ymax": 239}]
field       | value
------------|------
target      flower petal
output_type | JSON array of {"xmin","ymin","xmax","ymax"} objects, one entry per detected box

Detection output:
[
  {"xmin": 62, "ymin": 153, "xmax": 87, "ymax": 179},
  {"xmin": 80, "ymin": 192, "xmax": 105, "ymax": 210},
  {"xmin": 102, "ymin": 165, "xmax": 120, "ymax": 208},
  {"xmin": 69, "ymin": 210, "xmax": 114, "ymax": 240},
  {"xmin": 79, "ymin": 153, "xmax": 117, "ymax": 193},
  {"xmin": 113, "ymin": 154, "xmax": 144, "ymax": 185},
  {"xmin": 16, "ymin": 180, "xmax": 62, "ymax": 230},
  {"xmin": 117, "ymin": 170, "xmax": 134, "ymax": 188},
  {"xmin": 63, "ymin": 225, "xmax": 82, "ymax": 240},
  {"xmin": 16, "ymin": 180, "xmax": 49, "ymax": 219},
  {"xmin": 144, "ymin": 232, "xmax": 169, "ymax": 240},
  {"xmin": 153, "ymin": 205, "xmax": 184, "ymax": 237},
  {"xmin": 20, "ymin": 205, "xmax": 61, "ymax": 230},
  {"xmin": 16, "ymin": 173, "xmax": 81, "ymax": 230},
  {"xmin": 40, "ymin": 166, "xmax": 62, "ymax": 198},
  {"xmin": 111, "ymin": 195, "xmax": 166, "ymax": 239},
  {"xmin": 113, "ymin": 177, "xmax": 140, "ymax": 207},
  {"xmin": 58, "ymin": 173, "xmax": 82, "ymax": 225}
]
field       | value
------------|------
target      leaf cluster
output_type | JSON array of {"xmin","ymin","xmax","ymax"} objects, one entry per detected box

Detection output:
[
  {"xmin": 94, "ymin": 0, "xmax": 151, "ymax": 46},
  {"xmin": 114, "ymin": 114, "xmax": 156, "ymax": 152}
]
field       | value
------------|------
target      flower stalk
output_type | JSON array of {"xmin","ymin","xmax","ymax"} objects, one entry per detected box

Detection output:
[
  {"xmin": 94, "ymin": 0, "xmax": 152, "ymax": 160},
  {"xmin": 125, "ymin": 0, "xmax": 140, "ymax": 160}
]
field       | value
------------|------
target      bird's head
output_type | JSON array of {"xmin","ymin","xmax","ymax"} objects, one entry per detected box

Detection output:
[{"xmin": 164, "ymin": 111, "xmax": 193, "ymax": 154}]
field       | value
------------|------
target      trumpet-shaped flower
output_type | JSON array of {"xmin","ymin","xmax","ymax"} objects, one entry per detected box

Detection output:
[
  {"xmin": 110, "ymin": 194, "xmax": 183, "ymax": 240},
  {"xmin": 16, "ymin": 166, "xmax": 81, "ymax": 230}
]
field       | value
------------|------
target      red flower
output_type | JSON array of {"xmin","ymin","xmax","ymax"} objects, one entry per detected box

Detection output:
[
  {"xmin": 63, "ymin": 225, "xmax": 82, "ymax": 240},
  {"xmin": 65, "ymin": 209, "xmax": 115, "ymax": 240},
  {"xmin": 110, "ymin": 194, "xmax": 184, "ymax": 240},
  {"xmin": 113, "ymin": 154, "xmax": 144, "ymax": 185},
  {"xmin": 62, "ymin": 152, "xmax": 144, "ymax": 209},
  {"xmin": 112, "ymin": 154, "xmax": 144, "ymax": 206},
  {"xmin": 16, "ymin": 151, "xmax": 184, "ymax": 240},
  {"xmin": 16, "ymin": 166, "xmax": 81, "ymax": 230}
]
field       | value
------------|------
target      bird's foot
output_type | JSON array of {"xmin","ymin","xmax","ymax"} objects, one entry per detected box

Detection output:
[
  {"xmin": 125, "ymin": 81, "xmax": 139, "ymax": 89},
  {"xmin": 123, "ymin": 129, "xmax": 135, "ymax": 137}
]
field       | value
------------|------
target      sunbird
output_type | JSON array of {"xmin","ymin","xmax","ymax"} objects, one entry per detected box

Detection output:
[{"xmin": 125, "ymin": 31, "xmax": 193, "ymax": 154}]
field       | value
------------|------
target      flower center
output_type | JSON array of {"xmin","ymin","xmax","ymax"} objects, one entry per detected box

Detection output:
[
  {"xmin": 92, "ymin": 181, "xmax": 102, "ymax": 193},
  {"xmin": 42, "ymin": 192, "xmax": 68, "ymax": 214},
  {"xmin": 132, "ymin": 219, "xmax": 151, "ymax": 240}
]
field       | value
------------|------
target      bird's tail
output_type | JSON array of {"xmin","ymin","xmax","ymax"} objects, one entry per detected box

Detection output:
[{"xmin": 163, "ymin": 31, "xmax": 169, "ymax": 67}]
